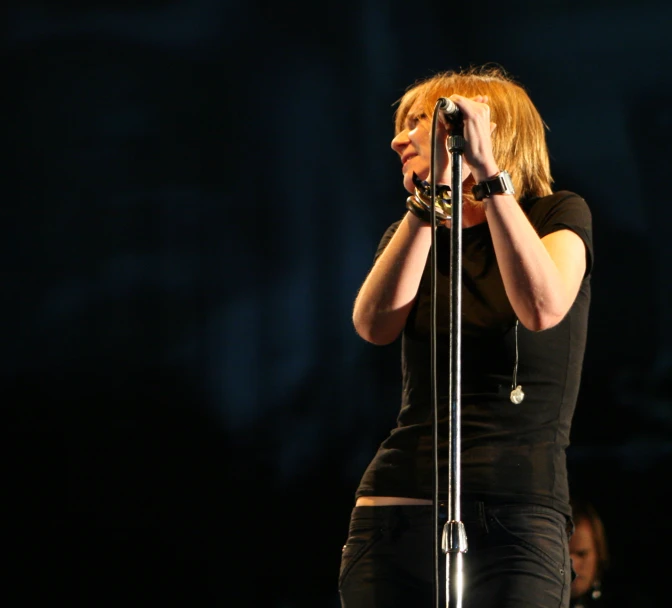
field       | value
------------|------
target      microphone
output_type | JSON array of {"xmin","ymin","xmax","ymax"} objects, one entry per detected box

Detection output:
[{"xmin": 438, "ymin": 97, "xmax": 462, "ymax": 124}]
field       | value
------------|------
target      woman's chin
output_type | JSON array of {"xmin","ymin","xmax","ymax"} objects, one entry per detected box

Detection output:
[{"xmin": 402, "ymin": 174, "xmax": 416, "ymax": 194}]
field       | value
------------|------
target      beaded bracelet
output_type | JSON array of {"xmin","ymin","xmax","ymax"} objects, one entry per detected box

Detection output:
[
  {"xmin": 406, "ymin": 172, "xmax": 452, "ymax": 225},
  {"xmin": 405, "ymin": 194, "xmax": 452, "ymax": 224},
  {"xmin": 412, "ymin": 172, "xmax": 451, "ymax": 204}
]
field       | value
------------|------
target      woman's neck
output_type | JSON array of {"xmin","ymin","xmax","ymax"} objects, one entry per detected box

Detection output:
[{"xmin": 461, "ymin": 199, "xmax": 487, "ymax": 228}]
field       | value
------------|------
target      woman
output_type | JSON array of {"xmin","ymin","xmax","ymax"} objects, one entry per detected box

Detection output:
[
  {"xmin": 339, "ymin": 65, "xmax": 594, "ymax": 608},
  {"xmin": 569, "ymin": 498, "xmax": 610, "ymax": 607}
]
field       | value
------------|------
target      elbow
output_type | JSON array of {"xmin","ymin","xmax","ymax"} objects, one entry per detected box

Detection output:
[
  {"xmin": 355, "ymin": 330, "xmax": 397, "ymax": 346},
  {"xmin": 523, "ymin": 316, "xmax": 562, "ymax": 333},
  {"xmin": 518, "ymin": 304, "xmax": 568, "ymax": 332},
  {"xmin": 352, "ymin": 313, "xmax": 400, "ymax": 346}
]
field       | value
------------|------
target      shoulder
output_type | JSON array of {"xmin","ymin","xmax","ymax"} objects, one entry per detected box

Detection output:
[
  {"xmin": 522, "ymin": 190, "xmax": 592, "ymax": 234},
  {"xmin": 524, "ymin": 191, "xmax": 594, "ymax": 273},
  {"xmin": 523, "ymin": 190, "xmax": 591, "ymax": 218},
  {"xmin": 374, "ymin": 219, "xmax": 404, "ymax": 261}
]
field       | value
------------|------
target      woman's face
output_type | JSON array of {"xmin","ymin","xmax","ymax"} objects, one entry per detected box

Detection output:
[
  {"xmin": 390, "ymin": 100, "xmax": 433, "ymax": 194},
  {"xmin": 569, "ymin": 518, "xmax": 599, "ymax": 599},
  {"xmin": 390, "ymin": 97, "xmax": 473, "ymax": 194}
]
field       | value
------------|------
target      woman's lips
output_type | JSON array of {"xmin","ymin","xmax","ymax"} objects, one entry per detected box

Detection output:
[{"xmin": 402, "ymin": 154, "xmax": 417, "ymax": 169}]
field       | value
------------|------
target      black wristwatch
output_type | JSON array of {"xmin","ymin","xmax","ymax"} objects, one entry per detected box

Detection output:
[{"xmin": 471, "ymin": 170, "xmax": 515, "ymax": 201}]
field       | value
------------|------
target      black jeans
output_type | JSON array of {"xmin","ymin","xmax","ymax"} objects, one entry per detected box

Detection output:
[{"xmin": 339, "ymin": 501, "xmax": 571, "ymax": 608}]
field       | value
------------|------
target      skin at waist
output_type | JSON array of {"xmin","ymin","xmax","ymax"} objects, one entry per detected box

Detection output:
[{"xmin": 356, "ymin": 496, "xmax": 433, "ymax": 506}]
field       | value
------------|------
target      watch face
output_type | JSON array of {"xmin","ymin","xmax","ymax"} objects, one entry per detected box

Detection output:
[{"xmin": 500, "ymin": 171, "xmax": 515, "ymax": 194}]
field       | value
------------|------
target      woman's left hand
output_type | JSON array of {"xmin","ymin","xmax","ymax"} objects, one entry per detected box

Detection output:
[{"xmin": 440, "ymin": 94, "xmax": 499, "ymax": 182}]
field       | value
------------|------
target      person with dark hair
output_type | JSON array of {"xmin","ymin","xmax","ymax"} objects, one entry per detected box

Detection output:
[
  {"xmin": 569, "ymin": 498, "xmax": 610, "ymax": 607},
  {"xmin": 339, "ymin": 65, "xmax": 594, "ymax": 608}
]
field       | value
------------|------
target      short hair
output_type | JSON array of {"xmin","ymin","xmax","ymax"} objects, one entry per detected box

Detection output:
[
  {"xmin": 393, "ymin": 64, "xmax": 553, "ymax": 200},
  {"xmin": 570, "ymin": 496, "xmax": 610, "ymax": 579}
]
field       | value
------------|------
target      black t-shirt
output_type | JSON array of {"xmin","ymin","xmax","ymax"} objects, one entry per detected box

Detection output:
[{"xmin": 355, "ymin": 191, "xmax": 594, "ymax": 515}]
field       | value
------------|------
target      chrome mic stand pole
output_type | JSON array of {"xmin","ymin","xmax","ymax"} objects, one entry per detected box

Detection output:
[{"xmin": 437, "ymin": 98, "xmax": 468, "ymax": 608}]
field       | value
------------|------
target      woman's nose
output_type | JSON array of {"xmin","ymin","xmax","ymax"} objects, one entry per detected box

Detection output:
[{"xmin": 391, "ymin": 130, "xmax": 408, "ymax": 153}]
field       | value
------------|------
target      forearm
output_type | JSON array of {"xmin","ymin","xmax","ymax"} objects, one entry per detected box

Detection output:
[{"xmin": 353, "ymin": 213, "xmax": 432, "ymax": 344}]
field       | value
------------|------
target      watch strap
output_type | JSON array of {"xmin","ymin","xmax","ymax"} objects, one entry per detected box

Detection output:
[{"xmin": 471, "ymin": 170, "xmax": 515, "ymax": 201}]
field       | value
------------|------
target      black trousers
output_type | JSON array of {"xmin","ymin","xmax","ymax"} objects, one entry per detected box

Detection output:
[{"xmin": 339, "ymin": 501, "xmax": 572, "ymax": 608}]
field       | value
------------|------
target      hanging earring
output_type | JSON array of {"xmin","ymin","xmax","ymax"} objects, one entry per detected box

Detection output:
[
  {"xmin": 590, "ymin": 580, "xmax": 602, "ymax": 600},
  {"xmin": 509, "ymin": 320, "xmax": 524, "ymax": 404}
]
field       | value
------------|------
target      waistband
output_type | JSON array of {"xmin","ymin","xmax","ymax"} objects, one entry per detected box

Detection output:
[
  {"xmin": 352, "ymin": 500, "xmax": 571, "ymax": 535},
  {"xmin": 354, "ymin": 499, "xmax": 568, "ymax": 521}
]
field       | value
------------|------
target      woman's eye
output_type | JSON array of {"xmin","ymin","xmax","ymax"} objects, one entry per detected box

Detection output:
[{"xmin": 408, "ymin": 114, "xmax": 426, "ymax": 129}]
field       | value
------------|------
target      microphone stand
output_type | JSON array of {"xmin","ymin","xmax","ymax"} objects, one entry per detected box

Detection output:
[{"xmin": 431, "ymin": 99, "xmax": 468, "ymax": 608}]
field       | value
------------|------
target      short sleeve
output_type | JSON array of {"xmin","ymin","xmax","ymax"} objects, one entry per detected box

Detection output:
[
  {"xmin": 373, "ymin": 220, "xmax": 403, "ymax": 263},
  {"xmin": 525, "ymin": 191, "xmax": 594, "ymax": 276}
]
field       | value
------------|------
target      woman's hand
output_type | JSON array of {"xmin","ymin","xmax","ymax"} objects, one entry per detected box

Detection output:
[{"xmin": 436, "ymin": 94, "xmax": 499, "ymax": 184}]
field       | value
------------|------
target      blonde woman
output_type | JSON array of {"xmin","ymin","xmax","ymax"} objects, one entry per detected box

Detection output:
[{"xmin": 340, "ymin": 65, "xmax": 593, "ymax": 608}]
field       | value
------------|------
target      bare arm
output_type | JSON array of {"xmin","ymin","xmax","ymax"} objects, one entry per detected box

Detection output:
[
  {"xmin": 352, "ymin": 213, "xmax": 432, "ymax": 345},
  {"xmin": 483, "ymin": 194, "xmax": 587, "ymax": 331},
  {"xmin": 358, "ymin": 92, "xmax": 587, "ymax": 343},
  {"xmin": 448, "ymin": 94, "xmax": 588, "ymax": 331}
]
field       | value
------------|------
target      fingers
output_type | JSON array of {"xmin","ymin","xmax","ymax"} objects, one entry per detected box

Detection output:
[
  {"xmin": 445, "ymin": 95, "xmax": 497, "ymax": 172},
  {"xmin": 448, "ymin": 94, "xmax": 491, "ymax": 117}
]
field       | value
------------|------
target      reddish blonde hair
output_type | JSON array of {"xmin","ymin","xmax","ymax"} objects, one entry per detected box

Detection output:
[
  {"xmin": 394, "ymin": 65, "xmax": 553, "ymax": 199},
  {"xmin": 570, "ymin": 497, "xmax": 610, "ymax": 580}
]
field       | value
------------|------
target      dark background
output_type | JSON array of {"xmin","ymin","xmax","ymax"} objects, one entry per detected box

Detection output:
[{"xmin": 5, "ymin": 1, "xmax": 672, "ymax": 606}]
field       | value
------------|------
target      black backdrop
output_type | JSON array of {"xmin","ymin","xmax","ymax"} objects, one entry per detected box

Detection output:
[{"xmin": 6, "ymin": 1, "xmax": 672, "ymax": 606}]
